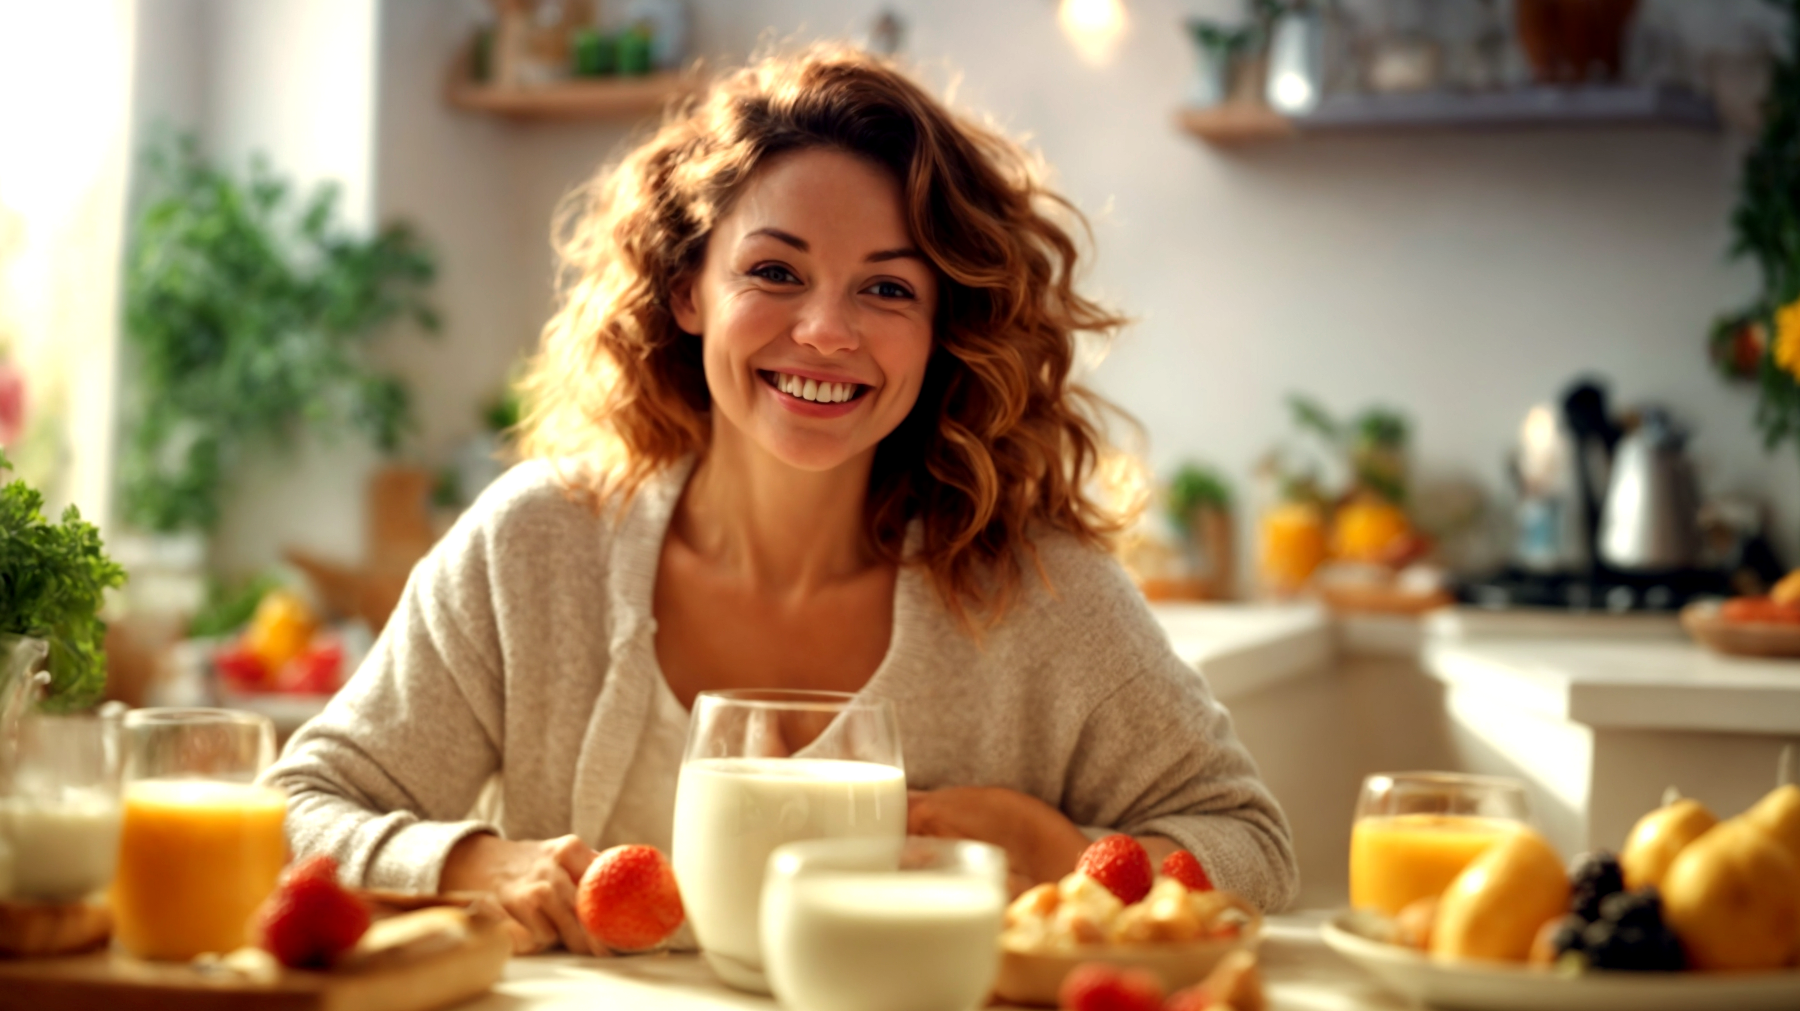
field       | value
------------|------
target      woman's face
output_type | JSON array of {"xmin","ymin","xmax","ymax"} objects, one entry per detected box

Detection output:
[{"xmin": 673, "ymin": 147, "xmax": 938, "ymax": 473}]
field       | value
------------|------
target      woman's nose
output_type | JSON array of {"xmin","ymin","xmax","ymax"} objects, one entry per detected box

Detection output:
[{"xmin": 791, "ymin": 293, "xmax": 859, "ymax": 355}]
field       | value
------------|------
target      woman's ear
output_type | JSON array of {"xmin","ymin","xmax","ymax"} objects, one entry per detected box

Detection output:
[{"xmin": 671, "ymin": 274, "xmax": 702, "ymax": 335}]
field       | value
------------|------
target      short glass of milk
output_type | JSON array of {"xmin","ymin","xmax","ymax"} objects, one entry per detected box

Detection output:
[
  {"xmin": 762, "ymin": 836, "xmax": 1007, "ymax": 1011},
  {"xmin": 0, "ymin": 707, "xmax": 126, "ymax": 903},
  {"xmin": 673, "ymin": 689, "xmax": 905, "ymax": 993}
]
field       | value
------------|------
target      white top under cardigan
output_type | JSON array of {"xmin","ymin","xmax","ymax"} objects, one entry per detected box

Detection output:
[{"xmin": 263, "ymin": 458, "xmax": 1301, "ymax": 912}]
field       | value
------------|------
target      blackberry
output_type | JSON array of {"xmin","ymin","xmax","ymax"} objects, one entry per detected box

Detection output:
[
  {"xmin": 1582, "ymin": 888, "xmax": 1685, "ymax": 972},
  {"xmin": 1546, "ymin": 913, "xmax": 1588, "ymax": 959},
  {"xmin": 1568, "ymin": 850, "xmax": 1625, "ymax": 922}
]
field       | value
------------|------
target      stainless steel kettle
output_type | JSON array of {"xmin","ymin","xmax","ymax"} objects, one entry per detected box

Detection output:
[{"xmin": 1597, "ymin": 407, "xmax": 1702, "ymax": 572}]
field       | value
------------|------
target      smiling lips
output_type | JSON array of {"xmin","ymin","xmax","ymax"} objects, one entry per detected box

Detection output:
[{"xmin": 761, "ymin": 369, "xmax": 868, "ymax": 405}]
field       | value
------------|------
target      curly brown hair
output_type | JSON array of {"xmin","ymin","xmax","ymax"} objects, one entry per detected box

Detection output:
[{"xmin": 516, "ymin": 44, "xmax": 1132, "ymax": 627}]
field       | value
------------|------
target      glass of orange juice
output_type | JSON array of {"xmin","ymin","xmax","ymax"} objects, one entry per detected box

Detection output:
[
  {"xmin": 112, "ymin": 708, "xmax": 286, "ymax": 961},
  {"xmin": 1349, "ymin": 772, "xmax": 1529, "ymax": 917}
]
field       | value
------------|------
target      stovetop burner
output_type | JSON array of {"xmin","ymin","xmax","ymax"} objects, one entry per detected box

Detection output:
[{"xmin": 1455, "ymin": 567, "xmax": 1734, "ymax": 614}]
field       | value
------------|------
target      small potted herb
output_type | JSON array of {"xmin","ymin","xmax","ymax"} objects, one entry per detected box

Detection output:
[{"xmin": 0, "ymin": 450, "xmax": 126, "ymax": 714}]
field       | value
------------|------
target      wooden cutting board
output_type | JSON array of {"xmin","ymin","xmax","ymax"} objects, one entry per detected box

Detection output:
[{"xmin": 0, "ymin": 912, "xmax": 510, "ymax": 1011}]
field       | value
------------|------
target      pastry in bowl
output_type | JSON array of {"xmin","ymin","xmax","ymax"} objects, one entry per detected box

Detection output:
[{"xmin": 994, "ymin": 835, "xmax": 1260, "ymax": 1006}]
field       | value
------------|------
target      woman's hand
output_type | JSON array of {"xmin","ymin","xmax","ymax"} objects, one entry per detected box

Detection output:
[
  {"xmin": 907, "ymin": 787, "xmax": 1092, "ymax": 896},
  {"xmin": 441, "ymin": 833, "xmax": 601, "ymax": 955}
]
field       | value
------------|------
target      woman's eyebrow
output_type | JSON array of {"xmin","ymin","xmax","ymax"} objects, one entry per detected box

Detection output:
[
  {"xmin": 867, "ymin": 247, "xmax": 924, "ymax": 263},
  {"xmin": 746, "ymin": 227, "xmax": 808, "ymax": 250}
]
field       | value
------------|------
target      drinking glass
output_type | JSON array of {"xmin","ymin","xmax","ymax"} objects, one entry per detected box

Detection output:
[
  {"xmin": 1349, "ymin": 771, "xmax": 1530, "ymax": 916},
  {"xmin": 673, "ymin": 689, "xmax": 905, "ymax": 993},
  {"xmin": 112, "ymin": 708, "xmax": 287, "ymax": 960},
  {"xmin": 762, "ymin": 836, "xmax": 1007, "ymax": 1011},
  {"xmin": 0, "ymin": 707, "xmax": 126, "ymax": 902}
]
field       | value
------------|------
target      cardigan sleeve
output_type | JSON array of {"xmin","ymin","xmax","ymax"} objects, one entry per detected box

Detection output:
[
  {"xmin": 261, "ymin": 492, "xmax": 510, "ymax": 893},
  {"xmin": 1030, "ymin": 538, "xmax": 1301, "ymax": 913}
]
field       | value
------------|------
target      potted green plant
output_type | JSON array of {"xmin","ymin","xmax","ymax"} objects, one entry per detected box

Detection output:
[
  {"xmin": 0, "ymin": 450, "xmax": 126, "ymax": 714},
  {"xmin": 1717, "ymin": 1, "xmax": 1800, "ymax": 466},
  {"xmin": 119, "ymin": 135, "xmax": 439, "ymax": 540}
]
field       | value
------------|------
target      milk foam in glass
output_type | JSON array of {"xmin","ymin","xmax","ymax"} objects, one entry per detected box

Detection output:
[
  {"xmin": 762, "ymin": 837, "xmax": 1007, "ymax": 1011},
  {"xmin": 672, "ymin": 690, "xmax": 904, "ymax": 993}
]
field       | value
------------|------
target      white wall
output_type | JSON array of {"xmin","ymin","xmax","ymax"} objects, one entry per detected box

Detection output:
[
  {"xmin": 122, "ymin": 0, "xmax": 1798, "ymax": 579},
  {"xmin": 360, "ymin": 0, "xmax": 1794, "ymax": 586},
  {"xmin": 131, "ymin": 0, "xmax": 384, "ymax": 575}
]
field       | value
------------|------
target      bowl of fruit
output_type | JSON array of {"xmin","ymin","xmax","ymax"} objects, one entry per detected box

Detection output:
[
  {"xmin": 1321, "ymin": 781, "xmax": 1800, "ymax": 1011},
  {"xmin": 1680, "ymin": 570, "xmax": 1800, "ymax": 658},
  {"xmin": 994, "ymin": 835, "xmax": 1260, "ymax": 1007}
]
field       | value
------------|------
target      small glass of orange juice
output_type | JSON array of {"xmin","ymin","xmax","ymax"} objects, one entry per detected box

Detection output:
[
  {"xmin": 112, "ymin": 709, "xmax": 286, "ymax": 961},
  {"xmin": 1349, "ymin": 772, "xmax": 1529, "ymax": 917}
]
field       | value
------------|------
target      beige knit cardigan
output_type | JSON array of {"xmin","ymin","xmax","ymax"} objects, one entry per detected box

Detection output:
[{"xmin": 265, "ymin": 459, "xmax": 1300, "ymax": 912}]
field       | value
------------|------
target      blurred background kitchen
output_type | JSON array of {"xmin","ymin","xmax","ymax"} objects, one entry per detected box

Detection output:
[{"xmin": 6, "ymin": 0, "xmax": 1800, "ymax": 907}]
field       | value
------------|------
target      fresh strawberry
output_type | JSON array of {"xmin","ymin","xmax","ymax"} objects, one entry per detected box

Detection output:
[
  {"xmin": 1161, "ymin": 849, "xmax": 1214, "ymax": 892},
  {"xmin": 276, "ymin": 639, "xmax": 345, "ymax": 694},
  {"xmin": 576, "ymin": 844, "xmax": 684, "ymax": 952},
  {"xmin": 1077, "ymin": 834, "xmax": 1154, "ymax": 906},
  {"xmin": 1162, "ymin": 984, "xmax": 1214, "ymax": 1011},
  {"xmin": 214, "ymin": 642, "xmax": 270, "ymax": 691},
  {"xmin": 258, "ymin": 855, "xmax": 370, "ymax": 968},
  {"xmin": 1058, "ymin": 961, "xmax": 1164, "ymax": 1011}
]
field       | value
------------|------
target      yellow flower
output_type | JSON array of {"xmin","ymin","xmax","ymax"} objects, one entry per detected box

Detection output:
[{"xmin": 1776, "ymin": 300, "xmax": 1800, "ymax": 380}]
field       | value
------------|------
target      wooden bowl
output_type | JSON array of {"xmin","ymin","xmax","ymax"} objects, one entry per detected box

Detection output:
[
  {"xmin": 992, "ymin": 934, "xmax": 1260, "ymax": 1007},
  {"xmin": 1680, "ymin": 600, "xmax": 1800, "ymax": 659},
  {"xmin": 0, "ymin": 899, "xmax": 111, "ymax": 957}
]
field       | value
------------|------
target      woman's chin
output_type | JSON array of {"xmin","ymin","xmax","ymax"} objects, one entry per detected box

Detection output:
[{"xmin": 749, "ymin": 430, "xmax": 874, "ymax": 475}]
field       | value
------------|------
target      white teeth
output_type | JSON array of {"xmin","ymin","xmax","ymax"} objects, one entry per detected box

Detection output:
[{"xmin": 771, "ymin": 371, "xmax": 858, "ymax": 403}]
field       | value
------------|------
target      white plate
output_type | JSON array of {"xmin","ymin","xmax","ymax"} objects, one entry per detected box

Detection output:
[{"xmin": 1321, "ymin": 911, "xmax": 1800, "ymax": 1011}]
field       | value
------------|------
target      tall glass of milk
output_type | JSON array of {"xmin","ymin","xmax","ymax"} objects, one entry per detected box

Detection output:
[
  {"xmin": 762, "ymin": 836, "xmax": 1007, "ymax": 1011},
  {"xmin": 673, "ymin": 689, "xmax": 905, "ymax": 993}
]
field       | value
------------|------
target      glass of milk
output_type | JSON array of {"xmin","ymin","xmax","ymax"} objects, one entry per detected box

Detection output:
[
  {"xmin": 0, "ymin": 707, "xmax": 126, "ymax": 903},
  {"xmin": 762, "ymin": 836, "xmax": 1007, "ymax": 1011},
  {"xmin": 673, "ymin": 689, "xmax": 905, "ymax": 993}
]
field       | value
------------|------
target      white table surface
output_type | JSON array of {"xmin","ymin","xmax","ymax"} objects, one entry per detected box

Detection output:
[
  {"xmin": 1148, "ymin": 603, "xmax": 1333, "ymax": 701},
  {"xmin": 463, "ymin": 912, "xmax": 1408, "ymax": 1010}
]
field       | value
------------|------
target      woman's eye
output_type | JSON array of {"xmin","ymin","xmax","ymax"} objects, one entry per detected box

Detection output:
[
  {"xmin": 750, "ymin": 264, "xmax": 799, "ymax": 284},
  {"xmin": 867, "ymin": 280, "xmax": 914, "ymax": 300}
]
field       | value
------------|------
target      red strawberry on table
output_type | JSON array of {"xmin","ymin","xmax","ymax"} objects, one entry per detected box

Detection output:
[
  {"xmin": 259, "ymin": 855, "xmax": 370, "ymax": 968},
  {"xmin": 1058, "ymin": 961, "xmax": 1164, "ymax": 1011},
  {"xmin": 576, "ymin": 844, "xmax": 685, "ymax": 952},
  {"xmin": 1076, "ymin": 834, "xmax": 1154, "ymax": 906},
  {"xmin": 1161, "ymin": 849, "xmax": 1214, "ymax": 893}
]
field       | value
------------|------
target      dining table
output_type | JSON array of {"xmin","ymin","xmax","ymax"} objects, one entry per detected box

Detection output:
[{"xmin": 461, "ymin": 911, "xmax": 1410, "ymax": 1010}]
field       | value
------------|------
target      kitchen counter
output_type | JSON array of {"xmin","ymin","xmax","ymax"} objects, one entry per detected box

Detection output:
[
  {"xmin": 1420, "ymin": 608, "xmax": 1800, "ymax": 860},
  {"xmin": 1148, "ymin": 602, "xmax": 1333, "ymax": 701},
  {"xmin": 463, "ymin": 913, "xmax": 1405, "ymax": 1010}
]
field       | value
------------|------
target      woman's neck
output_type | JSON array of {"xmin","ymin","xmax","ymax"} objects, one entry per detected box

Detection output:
[{"xmin": 674, "ymin": 420, "xmax": 879, "ymax": 593}]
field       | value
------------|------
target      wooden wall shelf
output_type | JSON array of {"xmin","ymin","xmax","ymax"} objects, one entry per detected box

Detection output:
[
  {"xmin": 447, "ymin": 73, "xmax": 689, "ymax": 121},
  {"xmin": 1180, "ymin": 84, "xmax": 1720, "ymax": 145}
]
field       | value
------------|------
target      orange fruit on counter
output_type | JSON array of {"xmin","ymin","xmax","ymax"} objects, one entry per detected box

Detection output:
[
  {"xmin": 242, "ymin": 589, "xmax": 321, "ymax": 671},
  {"xmin": 1330, "ymin": 496, "xmax": 1412, "ymax": 564},
  {"xmin": 1662, "ymin": 818, "xmax": 1800, "ymax": 971},
  {"xmin": 1745, "ymin": 784, "xmax": 1800, "ymax": 865},
  {"xmin": 1430, "ymin": 828, "xmax": 1569, "ymax": 963}
]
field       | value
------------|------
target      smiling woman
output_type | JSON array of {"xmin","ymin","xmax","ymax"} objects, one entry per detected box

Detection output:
[{"xmin": 265, "ymin": 44, "xmax": 1298, "ymax": 960}]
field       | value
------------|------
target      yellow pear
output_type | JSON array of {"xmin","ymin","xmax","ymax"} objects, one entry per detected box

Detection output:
[
  {"xmin": 1745, "ymin": 785, "xmax": 1800, "ymax": 865},
  {"xmin": 1430, "ymin": 829, "xmax": 1569, "ymax": 963},
  {"xmin": 1662, "ymin": 818, "xmax": 1800, "ymax": 971},
  {"xmin": 1620, "ymin": 797, "xmax": 1718, "ymax": 891}
]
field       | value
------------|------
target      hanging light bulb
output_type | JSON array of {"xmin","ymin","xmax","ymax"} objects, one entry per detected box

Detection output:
[{"xmin": 1058, "ymin": 0, "xmax": 1127, "ymax": 67}]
